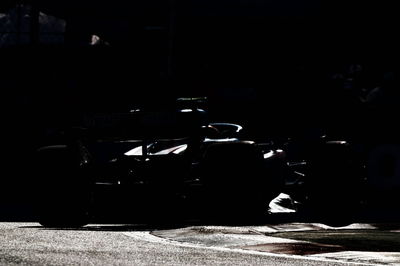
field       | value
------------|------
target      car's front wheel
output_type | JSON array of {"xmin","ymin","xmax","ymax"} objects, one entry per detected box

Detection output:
[{"xmin": 201, "ymin": 141, "xmax": 279, "ymax": 223}]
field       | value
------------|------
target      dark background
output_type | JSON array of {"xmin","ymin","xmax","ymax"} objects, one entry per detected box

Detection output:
[{"xmin": 1, "ymin": 0, "xmax": 399, "ymax": 220}]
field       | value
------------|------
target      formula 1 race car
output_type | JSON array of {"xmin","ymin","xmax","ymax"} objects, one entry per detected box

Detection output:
[{"xmin": 35, "ymin": 98, "xmax": 286, "ymax": 227}]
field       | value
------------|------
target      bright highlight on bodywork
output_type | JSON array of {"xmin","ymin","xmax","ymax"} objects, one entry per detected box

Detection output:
[{"xmin": 124, "ymin": 144, "xmax": 188, "ymax": 156}]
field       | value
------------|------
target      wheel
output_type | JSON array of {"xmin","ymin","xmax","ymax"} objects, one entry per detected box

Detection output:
[
  {"xmin": 201, "ymin": 141, "xmax": 278, "ymax": 223},
  {"xmin": 36, "ymin": 146, "xmax": 91, "ymax": 228}
]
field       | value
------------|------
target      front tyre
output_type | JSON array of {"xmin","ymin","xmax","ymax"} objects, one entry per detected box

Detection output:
[{"xmin": 201, "ymin": 142, "xmax": 278, "ymax": 223}]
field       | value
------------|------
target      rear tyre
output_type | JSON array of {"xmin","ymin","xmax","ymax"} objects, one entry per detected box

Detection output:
[{"xmin": 36, "ymin": 146, "xmax": 90, "ymax": 228}]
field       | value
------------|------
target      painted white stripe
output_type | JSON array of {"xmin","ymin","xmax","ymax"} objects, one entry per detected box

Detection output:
[{"xmin": 122, "ymin": 231, "xmax": 380, "ymax": 266}]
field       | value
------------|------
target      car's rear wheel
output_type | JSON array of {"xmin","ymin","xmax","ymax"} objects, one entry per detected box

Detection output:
[{"xmin": 36, "ymin": 146, "xmax": 91, "ymax": 228}]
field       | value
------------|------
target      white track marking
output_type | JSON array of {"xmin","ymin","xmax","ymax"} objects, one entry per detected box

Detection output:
[{"xmin": 122, "ymin": 231, "xmax": 380, "ymax": 266}]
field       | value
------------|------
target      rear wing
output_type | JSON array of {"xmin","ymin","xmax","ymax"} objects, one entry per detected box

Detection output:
[
  {"xmin": 82, "ymin": 109, "xmax": 207, "ymax": 141},
  {"xmin": 176, "ymin": 97, "xmax": 207, "ymax": 111}
]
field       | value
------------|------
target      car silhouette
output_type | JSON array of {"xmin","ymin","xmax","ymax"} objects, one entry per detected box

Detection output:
[{"xmin": 35, "ymin": 97, "xmax": 286, "ymax": 227}]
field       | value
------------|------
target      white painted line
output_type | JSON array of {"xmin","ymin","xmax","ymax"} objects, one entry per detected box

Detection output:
[{"xmin": 122, "ymin": 231, "xmax": 380, "ymax": 266}]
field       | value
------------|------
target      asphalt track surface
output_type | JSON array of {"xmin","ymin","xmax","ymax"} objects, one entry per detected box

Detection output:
[{"xmin": 1, "ymin": 222, "xmax": 397, "ymax": 265}]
